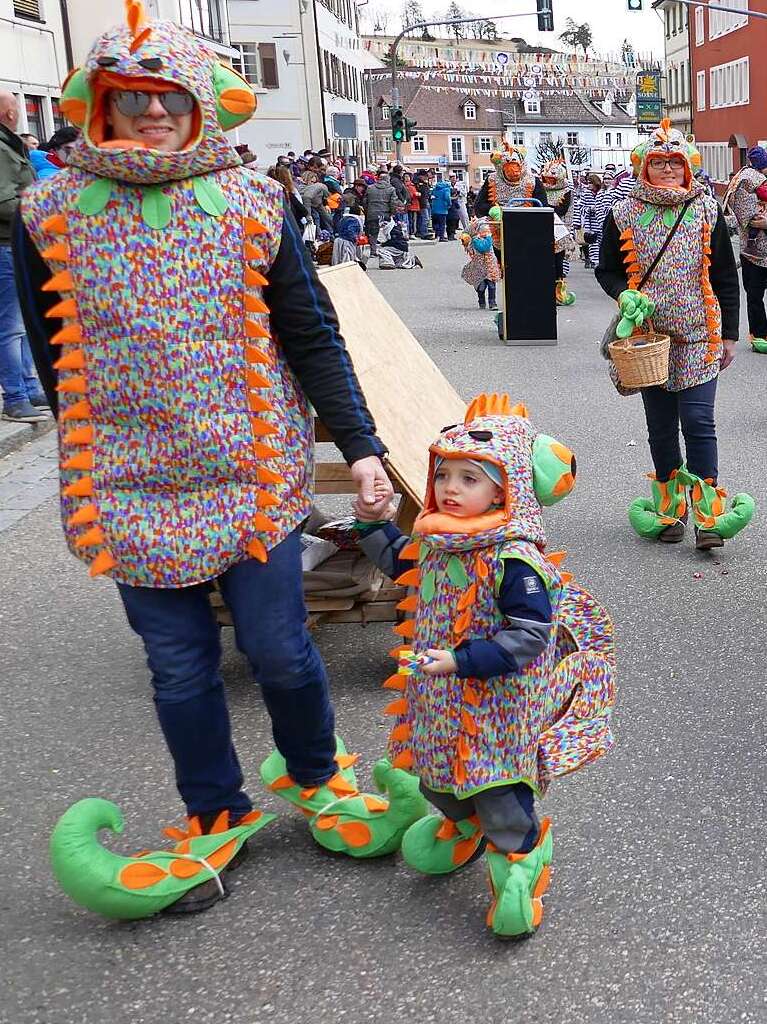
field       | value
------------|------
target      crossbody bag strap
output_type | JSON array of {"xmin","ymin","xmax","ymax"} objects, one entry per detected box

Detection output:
[{"xmin": 638, "ymin": 198, "xmax": 694, "ymax": 290}]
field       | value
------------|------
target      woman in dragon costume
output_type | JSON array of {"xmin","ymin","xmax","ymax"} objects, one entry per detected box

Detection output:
[
  {"xmin": 597, "ymin": 120, "xmax": 754, "ymax": 551},
  {"xmin": 541, "ymin": 158, "xmax": 576, "ymax": 307},
  {"xmin": 13, "ymin": 2, "xmax": 428, "ymax": 919}
]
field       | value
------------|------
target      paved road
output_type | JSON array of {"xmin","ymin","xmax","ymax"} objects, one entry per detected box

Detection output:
[{"xmin": 1, "ymin": 245, "xmax": 765, "ymax": 1024}]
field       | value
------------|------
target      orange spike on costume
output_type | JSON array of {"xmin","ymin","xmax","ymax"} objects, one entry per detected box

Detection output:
[
  {"xmin": 335, "ymin": 752, "xmax": 360, "ymax": 769},
  {"xmin": 383, "ymin": 697, "xmax": 409, "ymax": 716},
  {"xmin": 244, "ymin": 217, "xmax": 269, "ymax": 236},
  {"xmin": 269, "ymin": 774, "xmax": 295, "ymax": 791},
  {"xmin": 245, "ymin": 318, "xmax": 271, "ymax": 340},
  {"xmin": 256, "ymin": 466, "xmax": 285, "ymax": 485},
  {"xmin": 221, "ymin": 89, "xmax": 257, "ymax": 117},
  {"xmin": 245, "ymin": 266, "xmax": 269, "ymax": 287},
  {"xmin": 75, "ymin": 526, "xmax": 106, "ymax": 548},
  {"xmin": 396, "ymin": 595, "xmax": 419, "ymax": 613},
  {"xmin": 560, "ymin": 571, "xmax": 574, "ymax": 585},
  {"xmin": 125, "ymin": 0, "xmax": 147, "ymax": 36},
  {"xmin": 42, "ymin": 213, "xmax": 68, "ymax": 235},
  {"xmin": 118, "ymin": 861, "xmax": 168, "ymax": 890},
  {"xmin": 382, "ymin": 673, "xmax": 407, "ymax": 690},
  {"xmin": 398, "ymin": 541, "xmax": 421, "ymax": 561},
  {"xmin": 42, "ymin": 269, "xmax": 75, "ymax": 293},
  {"xmin": 464, "ymin": 392, "xmax": 511, "ymax": 424},
  {"xmin": 251, "ymin": 441, "xmax": 280, "ymax": 460},
  {"xmin": 54, "ymin": 349, "xmax": 85, "ymax": 371},
  {"xmin": 244, "ymin": 242, "xmax": 263, "ymax": 262},
  {"xmin": 475, "ymin": 555, "xmax": 489, "ymax": 579},
  {"xmin": 457, "ymin": 735, "xmax": 471, "ymax": 760},
  {"xmin": 454, "ymin": 609, "xmax": 472, "ymax": 635},
  {"xmin": 256, "ymin": 490, "xmax": 279, "ymax": 508},
  {"xmin": 60, "ymin": 399, "xmax": 91, "ymax": 421},
  {"xmin": 391, "ymin": 750, "xmax": 414, "ymax": 770},
  {"xmin": 45, "ymin": 298, "xmax": 78, "ymax": 319},
  {"xmin": 509, "ymin": 402, "xmax": 529, "ymax": 418},
  {"xmin": 457, "ymin": 583, "xmax": 477, "ymax": 611},
  {"xmin": 51, "ymin": 324, "xmax": 84, "ymax": 345},
  {"xmin": 619, "ymin": 228, "xmax": 634, "ymax": 241},
  {"xmin": 89, "ymin": 549, "xmax": 117, "ymax": 577},
  {"xmin": 250, "ymin": 513, "xmax": 277, "ymax": 534},
  {"xmin": 63, "ymin": 424, "xmax": 93, "ymax": 445},
  {"xmin": 436, "ymin": 818, "xmax": 459, "ymax": 840},
  {"xmin": 393, "ymin": 619, "xmax": 415, "ymax": 639},
  {"xmin": 547, "ymin": 549, "xmax": 567, "ymax": 566},
  {"xmin": 247, "ymin": 538, "xmax": 268, "ymax": 562},
  {"xmin": 250, "ymin": 418, "xmax": 277, "ymax": 437},
  {"xmin": 390, "ymin": 722, "xmax": 412, "ymax": 742},
  {"xmin": 462, "ymin": 681, "xmax": 481, "ymax": 707},
  {"xmin": 460, "ymin": 709, "xmax": 478, "ymax": 736},
  {"xmin": 67, "ymin": 503, "xmax": 99, "ymax": 527},
  {"xmin": 56, "ymin": 375, "xmax": 87, "ymax": 395},
  {"xmin": 244, "ymin": 343, "xmax": 272, "ymax": 365},
  {"xmin": 363, "ymin": 795, "xmax": 388, "ymax": 813},
  {"xmin": 246, "ymin": 369, "xmax": 271, "ymax": 389},
  {"xmin": 247, "ymin": 394, "xmax": 274, "ymax": 414},
  {"xmin": 394, "ymin": 568, "xmax": 421, "ymax": 587},
  {"xmin": 245, "ymin": 294, "xmax": 270, "ymax": 314},
  {"xmin": 62, "ymin": 450, "xmax": 93, "ymax": 471},
  {"xmin": 326, "ymin": 773, "xmax": 358, "ymax": 798},
  {"xmin": 59, "ymin": 97, "xmax": 87, "ymax": 126},
  {"xmin": 42, "ymin": 241, "xmax": 70, "ymax": 262},
  {"xmin": 129, "ymin": 25, "xmax": 152, "ymax": 53},
  {"xmin": 63, "ymin": 476, "xmax": 93, "ymax": 498},
  {"xmin": 454, "ymin": 757, "xmax": 467, "ymax": 786}
]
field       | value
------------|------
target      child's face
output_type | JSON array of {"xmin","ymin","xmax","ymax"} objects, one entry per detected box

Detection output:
[{"xmin": 434, "ymin": 459, "xmax": 505, "ymax": 518}]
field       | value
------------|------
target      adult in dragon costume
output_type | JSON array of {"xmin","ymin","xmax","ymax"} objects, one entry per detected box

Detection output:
[
  {"xmin": 353, "ymin": 394, "xmax": 616, "ymax": 939},
  {"xmin": 541, "ymin": 158, "xmax": 576, "ymax": 306},
  {"xmin": 725, "ymin": 145, "xmax": 767, "ymax": 353},
  {"xmin": 13, "ymin": 2, "xmax": 428, "ymax": 919},
  {"xmin": 474, "ymin": 142, "xmax": 569, "ymax": 306},
  {"xmin": 597, "ymin": 120, "xmax": 754, "ymax": 551}
]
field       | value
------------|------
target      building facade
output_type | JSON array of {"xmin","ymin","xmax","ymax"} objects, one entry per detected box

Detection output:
[
  {"xmin": 691, "ymin": 0, "xmax": 767, "ymax": 189},
  {"xmin": 0, "ymin": 0, "xmax": 70, "ymax": 143},
  {"xmin": 228, "ymin": 0, "xmax": 372, "ymax": 168},
  {"xmin": 370, "ymin": 72, "xmax": 639, "ymax": 184},
  {"xmin": 654, "ymin": 0, "xmax": 693, "ymax": 135}
]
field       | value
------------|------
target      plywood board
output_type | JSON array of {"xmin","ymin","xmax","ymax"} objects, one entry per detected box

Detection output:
[{"xmin": 318, "ymin": 262, "xmax": 466, "ymax": 505}]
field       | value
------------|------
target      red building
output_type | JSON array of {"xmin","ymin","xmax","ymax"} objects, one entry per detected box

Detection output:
[{"xmin": 690, "ymin": 0, "xmax": 767, "ymax": 191}]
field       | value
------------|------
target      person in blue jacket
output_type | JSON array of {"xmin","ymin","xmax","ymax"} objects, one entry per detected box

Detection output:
[{"xmin": 430, "ymin": 178, "xmax": 452, "ymax": 241}]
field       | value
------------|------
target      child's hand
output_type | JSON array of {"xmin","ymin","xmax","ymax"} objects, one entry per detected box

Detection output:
[{"xmin": 421, "ymin": 649, "xmax": 457, "ymax": 675}]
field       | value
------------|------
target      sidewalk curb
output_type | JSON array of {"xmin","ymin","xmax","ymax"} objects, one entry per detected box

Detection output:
[{"xmin": 0, "ymin": 418, "xmax": 56, "ymax": 460}]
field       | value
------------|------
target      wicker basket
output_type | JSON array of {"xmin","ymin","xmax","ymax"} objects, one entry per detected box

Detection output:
[{"xmin": 608, "ymin": 322, "xmax": 670, "ymax": 389}]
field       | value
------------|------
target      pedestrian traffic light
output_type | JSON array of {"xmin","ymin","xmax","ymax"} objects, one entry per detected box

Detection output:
[
  {"xmin": 405, "ymin": 116, "xmax": 418, "ymax": 141},
  {"xmin": 536, "ymin": 0, "xmax": 554, "ymax": 31},
  {"xmin": 627, "ymin": 0, "xmax": 643, "ymax": 10},
  {"xmin": 391, "ymin": 107, "xmax": 405, "ymax": 143}
]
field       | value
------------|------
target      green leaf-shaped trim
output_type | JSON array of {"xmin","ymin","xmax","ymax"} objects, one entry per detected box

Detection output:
[
  {"xmin": 420, "ymin": 570, "xmax": 436, "ymax": 604},
  {"xmin": 683, "ymin": 205, "xmax": 697, "ymax": 226},
  {"xmin": 76, "ymin": 178, "xmax": 113, "ymax": 216},
  {"xmin": 637, "ymin": 206, "xmax": 656, "ymax": 228},
  {"xmin": 662, "ymin": 207, "xmax": 677, "ymax": 228},
  {"xmin": 418, "ymin": 542, "xmax": 430, "ymax": 562},
  {"xmin": 446, "ymin": 555, "xmax": 469, "ymax": 590},
  {"xmin": 140, "ymin": 186, "xmax": 172, "ymax": 230},
  {"xmin": 192, "ymin": 175, "xmax": 228, "ymax": 217}
]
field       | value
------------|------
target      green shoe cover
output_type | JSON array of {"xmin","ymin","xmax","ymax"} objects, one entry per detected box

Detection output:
[
  {"xmin": 401, "ymin": 814, "xmax": 484, "ymax": 875},
  {"xmin": 260, "ymin": 745, "xmax": 428, "ymax": 859},
  {"xmin": 751, "ymin": 337, "xmax": 767, "ymax": 354},
  {"xmin": 49, "ymin": 799, "xmax": 275, "ymax": 920},
  {"xmin": 485, "ymin": 819, "xmax": 553, "ymax": 939},
  {"xmin": 628, "ymin": 467, "xmax": 688, "ymax": 539},
  {"xmin": 681, "ymin": 469, "xmax": 755, "ymax": 540}
]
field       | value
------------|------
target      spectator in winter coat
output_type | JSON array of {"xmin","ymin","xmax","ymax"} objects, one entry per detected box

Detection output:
[
  {"xmin": 390, "ymin": 164, "xmax": 410, "ymax": 234},
  {"xmin": 414, "ymin": 171, "xmax": 432, "ymax": 238},
  {"xmin": 403, "ymin": 172, "xmax": 420, "ymax": 236},
  {"xmin": 298, "ymin": 170, "xmax": 333, "ymax": 233},
  {"xmin": 430, "ymin": 178, "xmax": 452, "ymax": 241},
  {"xmin": 267, "ymin": 164, "xmax": 309, "ymax": 228},
  {"xmin": 362, "ymin": 172, "xmax": 398, "ymax": 255}
]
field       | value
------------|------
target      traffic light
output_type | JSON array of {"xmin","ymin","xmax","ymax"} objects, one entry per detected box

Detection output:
[
  {"xmin": 391, "ymin": 107, "xmax": 405, "ymax": 143},
  {"xmin": 536, "ymin": 0, "xmax": 554, "ymax": 31},
  {"xmin": 627, "ymin": 0, "xmax": 643, "ymax": 9},
  {"xmin": 405, "ymin": 116, "xmax": 418, "ymax": 141}
]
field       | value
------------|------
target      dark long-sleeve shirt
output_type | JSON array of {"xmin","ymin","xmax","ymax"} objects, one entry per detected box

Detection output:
[
  {"xmin": 12, "ymin": 198, "xmax": 385, "ymax": 466},
  {"xmin": 596, "ymin": 206, "xmax": 740, "ymax": 342},
  {"xmin": 356, "ymin": 521, "xmax": 552, "ymax": 681}
]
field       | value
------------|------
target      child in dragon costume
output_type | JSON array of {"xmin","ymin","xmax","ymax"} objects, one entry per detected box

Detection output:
[
  {"xmin": 541, "ymin": 158, "xmax": 576, "ymax": 307},
  {"xmin": 353, "ymin": 394, "xmax": 616, "ymax": 939},
  {"xmin": 14, "ymin": 2, "xmax": 428, "ymax": 920},
  {"xmin": 597, "ymin": 120, "xmax": 754, "ymax": 551},
  {"xmin": 460, "ymin": 218, "xmax": 501, "ymax": 309}
]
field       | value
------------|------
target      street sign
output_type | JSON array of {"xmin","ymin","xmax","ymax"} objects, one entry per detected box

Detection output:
[
  {"xmin": 332, "ymin": 113, "xmax": 358, "ymax": 139},
  {"xmin": 635, "ymin": 70, "xmax": 662, "ymax": 133}
]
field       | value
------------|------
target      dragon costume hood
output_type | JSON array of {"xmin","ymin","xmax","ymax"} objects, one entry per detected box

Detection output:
[
  {"xmin": 414, "ymin": 394, "xmax": 576, "ymax": 552},
  {"xmin": 60, "ymin": 0, "xmax": 254, "ymax": 185}
]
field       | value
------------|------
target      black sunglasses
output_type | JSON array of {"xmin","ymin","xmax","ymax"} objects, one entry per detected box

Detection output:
[{"xmin": 111, "ymin": 89, "xmax": 195, "ymax": 117}]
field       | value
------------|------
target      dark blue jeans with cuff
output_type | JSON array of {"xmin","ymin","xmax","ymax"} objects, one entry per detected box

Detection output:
[
  {"xmin": 117, "ymin": 528, "xmax": 336, "ymax": 818},
  {"xmin": 640, "ymin": 377, "xmax": 718, "ymax": 482}
]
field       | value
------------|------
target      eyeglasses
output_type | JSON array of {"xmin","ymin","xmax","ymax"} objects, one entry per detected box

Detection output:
[
  {"xmin": 648, "ymin": 157, "xmax": 685, "ymax": 171},
  {"xmin": 110, "ymin": 89, "xmax": 195, "ymax": 117}
]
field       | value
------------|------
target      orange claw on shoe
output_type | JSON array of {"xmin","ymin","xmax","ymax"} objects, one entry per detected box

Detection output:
[
  {"xmin": 269, "ymin": 774, "xmax": 296, "ymax": 791},
  {"xmin": 334, "ymin": 752, "xmax": 360, "ymax": 769}
]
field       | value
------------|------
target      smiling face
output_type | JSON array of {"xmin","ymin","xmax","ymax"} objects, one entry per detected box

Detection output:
[
  {"xmin": 646, "ymin": 154, "xmax": 687, "ymax": 189},
  {"xmin": 106, "ymin": 89, "xmax": 194, "ymax": 151},
  {"xmin": 433, "ymin": 459, "xmax": 505, "ymax": 518}
]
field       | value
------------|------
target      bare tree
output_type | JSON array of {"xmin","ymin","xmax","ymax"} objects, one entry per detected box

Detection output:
[
  {"xmin": 536, "ymin": 135, "xmax": 590, "ymax": 170},
  {"xmin": 558, "ymin": 18, "xmax": 593, "ymax": 58},
  {"xmin": 477, "ymin": 19, "xmax": 499, "ymax": 41},
  {"xmin": 444, "ymin": 2, "xmax": 466, "ymax": 43},
  {"xmin": 401, "ymin": 0, "xmax": 425, "ymax": 35},
  {"xmin": 360, "ymin": 3, "xmax": 390, "ymax": 34}
]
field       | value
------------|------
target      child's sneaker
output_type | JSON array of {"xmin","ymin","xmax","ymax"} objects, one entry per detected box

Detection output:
[{"xmin": 485, "ymin": 818, "xmax": 553, "ymax": 939}]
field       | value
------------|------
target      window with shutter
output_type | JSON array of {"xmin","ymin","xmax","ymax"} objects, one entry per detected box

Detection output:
[
  {"xmin": 258, "ymin": 43, "xmax": 279, "ymax": 90},
  {"xmin": 13, "ymin": 0, "xmax": 42, "ymax": 20}
]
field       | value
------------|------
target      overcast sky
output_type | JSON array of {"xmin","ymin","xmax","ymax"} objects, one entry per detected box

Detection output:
[{"xmin": 361, "ymin": 1, "xmax": 665, "ymax": 58}]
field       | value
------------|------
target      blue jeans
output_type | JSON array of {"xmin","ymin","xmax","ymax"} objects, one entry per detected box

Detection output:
[
  {"xmin": 0, "ymin": 245, "xmax": 44, "ymax": 408},
  {"xmin": 640, "ymin": 377, "xmax": 718, "ymax": 482},
  {"xmin": 117, "ymin": 529, "xmax": 336, "ymax": 817},
  {"xmin": 432, "ymin": 213, "xmax": 447, "ymax": 239},
  {"xmin": 417, "ymin": 206, "xmax": 430, "ymax": 237},
  {"xmin": 477, "ymin": 280, "xmax": 497, "ymax": 306}
]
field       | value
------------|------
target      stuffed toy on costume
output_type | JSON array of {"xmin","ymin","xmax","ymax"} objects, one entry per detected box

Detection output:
[
  {"xmin": 345, "ymin": 394, "xmax": 616, "ymax": 939},
  {"xmin": 541, "ymin": 158, "xmax": 576, "ymax": 306},
  {"xmin": 28, "ymin": 0, "xmax": 427, "ymax": 919}
]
